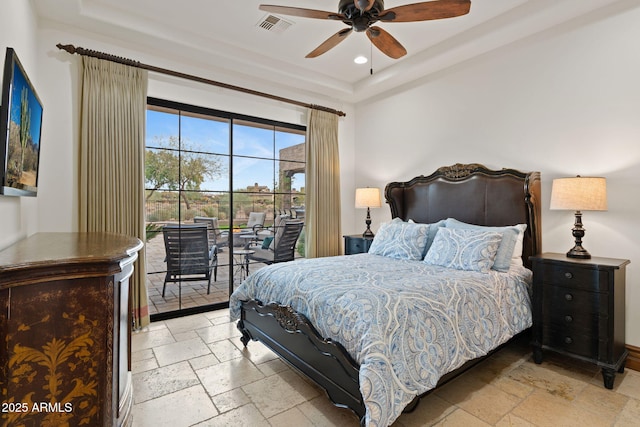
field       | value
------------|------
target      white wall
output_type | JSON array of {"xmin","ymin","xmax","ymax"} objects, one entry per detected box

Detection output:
[
  {"xmin": 353, "ymin": 5, "xmax": 640, "ymax": 346},
  {"xmin": 0, "ymin": 0, "xmax": 41, "ymax": 249}
]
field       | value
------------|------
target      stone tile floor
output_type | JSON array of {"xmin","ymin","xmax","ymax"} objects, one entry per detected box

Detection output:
[{"xmin": 131, "ymin": 309, "xmax": 640, "ymax": 426}]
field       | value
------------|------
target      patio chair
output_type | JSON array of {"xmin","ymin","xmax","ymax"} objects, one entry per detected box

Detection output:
[
  {"xmin": 162, "ymin": 224, "xmax": 218, "ymax": 297},
  {"xmin": 194, "ymin": 216, "xmax": 228, "ymax": 251},
  {"xmin": 256, "ymin": 213, "xmax": 289, "ymax": 242},
  {"xmin": 248, "ymin": 220, "xmax": 303, "ymax": 265},
  {"xmin": 230, "ymin": 211, "xmax": 267, "ymax": 248},
  {"xmin": 246, "ymin": 212, "xmax": 266, "ymax": 232}
]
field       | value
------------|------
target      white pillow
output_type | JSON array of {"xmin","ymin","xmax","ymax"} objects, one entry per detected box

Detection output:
[{"xmin": 423, "ymin": 228, "xmax": 503, "ymax": 273}]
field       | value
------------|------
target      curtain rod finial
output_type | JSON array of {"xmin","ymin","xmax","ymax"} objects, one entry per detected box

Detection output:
[{"xmin": 57, "ymin": 43, "xmax": 77, "ymax": 54}]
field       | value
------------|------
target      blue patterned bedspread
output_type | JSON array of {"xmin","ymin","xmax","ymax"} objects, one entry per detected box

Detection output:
[{"xmin": 230, "ymin": 253, "xmax": 532, "ymax": 426}]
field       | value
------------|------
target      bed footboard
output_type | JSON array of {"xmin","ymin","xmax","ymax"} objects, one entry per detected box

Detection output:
[{"xmin": 238, "ymin": 299, "xmax": 365, "ymax": 423}]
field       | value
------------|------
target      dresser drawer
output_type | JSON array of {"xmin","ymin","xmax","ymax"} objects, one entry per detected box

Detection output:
[{"xmin": 538, "ymin": 263, "xmax": 609, "ymax": 292}]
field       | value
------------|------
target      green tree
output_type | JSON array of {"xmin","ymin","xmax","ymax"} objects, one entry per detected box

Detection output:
[
  {"xmin": 145, "ymin": 136, "xmax": 225, "ymax": 209},
  {"xmin": 145, "ymin": 149, "xmax": 176, "ymax": 197}
]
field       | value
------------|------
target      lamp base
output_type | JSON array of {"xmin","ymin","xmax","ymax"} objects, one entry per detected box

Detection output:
[
  {"xmin": 567, "ymin": 210, "xmax": 591, "ymax": 259},
  {"xmin": 567, "ymin": 245, "xmax": 591, "ymax": 259},
  {"xmin": 362, "ymin": 206, "xmax": 375, "ymax": 238}
]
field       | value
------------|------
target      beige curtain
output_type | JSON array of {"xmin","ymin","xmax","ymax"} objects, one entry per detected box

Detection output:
[
  {"xmin": 79, "ymin": 56, "xmax": 150, "ymax": 329},
  {"xmin": 305, "ymin": 109, "xmax": 341, "ymax": 258}
]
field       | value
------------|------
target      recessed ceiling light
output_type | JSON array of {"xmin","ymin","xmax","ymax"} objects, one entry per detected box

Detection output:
[{"xmin": 354, "ymin": 55, "xmax": 368, "ymax": 65}]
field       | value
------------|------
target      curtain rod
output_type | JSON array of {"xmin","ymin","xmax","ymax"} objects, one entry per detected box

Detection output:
[{"xmin": 56, "ymin": 43, "xmax": 346, "ymax": 118}]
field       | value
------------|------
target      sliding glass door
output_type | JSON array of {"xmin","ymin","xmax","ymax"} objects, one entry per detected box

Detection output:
[{"xmin": 144, "ymin": 98, "xmax": 305, "ymax": 320}]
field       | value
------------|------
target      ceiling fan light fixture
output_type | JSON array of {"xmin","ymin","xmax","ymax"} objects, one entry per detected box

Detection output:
[
  {"xmin": 259, "ymin": 0, "xmax": 471, "ymax": 59},
  {"xmin": 354, "ymin": 55, "xmax": 368, "ymax": 64}
]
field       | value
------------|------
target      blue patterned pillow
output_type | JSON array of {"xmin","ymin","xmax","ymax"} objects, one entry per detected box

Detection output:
[
  {"xmin": 403, "ymin": 218, "xmax": 445, "ymax": 257},
  {"xmin": 423, "ymin": 228, "xmax": 503, "ymax": 273},
  {"xmin": 369, "ymin": 220, "xmax": 430, "ymax": 260},
  {"xmin": 444, "ymin": 218, "xmax": 527, "ymax": 272},
  {"xmin": 423, "ymin": 219, "xmax": 446, "ymax": 256}
]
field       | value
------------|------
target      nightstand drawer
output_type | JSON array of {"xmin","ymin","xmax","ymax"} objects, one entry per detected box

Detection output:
[
  {"xmin": 543, "ymin": 309, "xmax": 603, "ymax": 336},
  {"xmin": 542, "ymin": 328, "xmax": 599, "ymax": 359},
  {"xmin": 343, "ymin": 235, "xmax": 373, "ymax": 255},
  {"xmin": 346, "ymin": 239, "xmax": 367, "ymax": 254},
  {"xmin": 542, "ymin": 285, "xmax": 608, "ymax": 316},
  {"xmin": 538, "ymin": 263, "xmax": 609, "ymax": 292}
]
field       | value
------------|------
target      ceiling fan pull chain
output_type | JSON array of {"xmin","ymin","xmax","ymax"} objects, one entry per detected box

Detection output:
[{"xmin": 370, "ymin": 40, "xmax": 374, "ymax": 75}]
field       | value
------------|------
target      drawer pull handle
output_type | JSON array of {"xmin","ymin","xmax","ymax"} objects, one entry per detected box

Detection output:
[
  {"xmin": 565, "ymin": 315, "xmax": 573, "ymax": 323},
  {"xmin": 564, "ymin": 293, "xmax": 573, "ymax": 301},
  {"xmin": 564, "ymin": 272, "xmax": 573, "ymax": 279},
  {"xmin": 564, "ymin": 337, "xmax": 573, "ymax": 344}
]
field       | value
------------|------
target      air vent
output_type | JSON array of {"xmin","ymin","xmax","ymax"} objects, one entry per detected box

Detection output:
[{"xmin": 257, "ymin": 14, "xmax": 293, "ymax": 34}]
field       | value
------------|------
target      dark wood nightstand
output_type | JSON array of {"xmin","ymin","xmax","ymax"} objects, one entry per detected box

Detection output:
[
  {"xmin": 343, "ymin": 234, "xmax": 374, "ymax": 255},
  {"xmin": 530, "ymin": 252, "xmax": 630, "ymax": 389}
]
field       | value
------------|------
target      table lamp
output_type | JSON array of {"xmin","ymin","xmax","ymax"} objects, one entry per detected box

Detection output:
[
  {"xmin": 550, "ymin": 176, "xmax": 607, "ymax": 259},
  {"xmin": 355, "ymin": 187, "xmax": 381, "ymax": 238}
]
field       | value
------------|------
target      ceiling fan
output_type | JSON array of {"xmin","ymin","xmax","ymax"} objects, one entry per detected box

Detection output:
[{"xmin": 259, "ymin": 0, "xmax": 471, "ymax": 59}]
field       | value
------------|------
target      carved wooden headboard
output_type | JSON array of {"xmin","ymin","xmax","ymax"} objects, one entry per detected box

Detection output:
[{"xmin": 384, "ymin": 163, "xmax": 542, "ymax": 268}]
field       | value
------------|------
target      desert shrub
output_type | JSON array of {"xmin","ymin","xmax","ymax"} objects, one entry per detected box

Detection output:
[{"xmin": 145, "ymin": 223, "xmax": 164, "ymax": 241}]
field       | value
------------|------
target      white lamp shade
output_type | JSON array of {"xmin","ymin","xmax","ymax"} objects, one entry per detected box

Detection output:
[
  {"xmin": 355, "ymin": 187, "xmax": 381, "ymax": 209},
  {"xmin": 550, "ymin": 177, "xmax": 607, "ymax": 211}
]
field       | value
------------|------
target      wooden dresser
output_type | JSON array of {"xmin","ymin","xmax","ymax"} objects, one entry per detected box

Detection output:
[{"xmin": 0, "ymin": 232, "xmax": 143, "ymax": 427}]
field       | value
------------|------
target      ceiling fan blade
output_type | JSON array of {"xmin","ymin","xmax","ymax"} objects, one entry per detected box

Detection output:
[
  {"xmin": 306, "ymin": 28, "xmax": 353, "ymax": 58},
  {"xmin": 259, "ymin": 5, "xmax": 343, "ymax": 20},
  {"xmin": 354, "ymin": 0, "xmax": 375, "ymax": 12},
  {"xmin": 366, "ymin": 26, "xmax": 407, "ymax": 59},
  {"xmin": 380, "ymin": 0, "xmax": 471, "ymax": 23}
]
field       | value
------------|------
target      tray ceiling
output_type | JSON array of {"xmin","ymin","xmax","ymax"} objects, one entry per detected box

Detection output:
[{"xmin": 34, "ymin": 0, "xmax": 624, "ymax": 104}]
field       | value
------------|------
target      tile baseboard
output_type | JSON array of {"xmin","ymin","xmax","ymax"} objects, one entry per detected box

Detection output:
[{"xmin": 627, "ymin": 344, "xmax": 640, "ymax": 372}]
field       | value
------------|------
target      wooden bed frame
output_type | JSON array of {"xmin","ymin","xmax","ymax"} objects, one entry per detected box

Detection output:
[{"xmin": 237, "ymin": 163, "xmax": 542, "ymax": 425}]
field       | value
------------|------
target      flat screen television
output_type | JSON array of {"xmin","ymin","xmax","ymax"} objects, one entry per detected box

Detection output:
[{"xmin": 0, "ymin": 47, "xmax": 43, "ymax": 197}]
